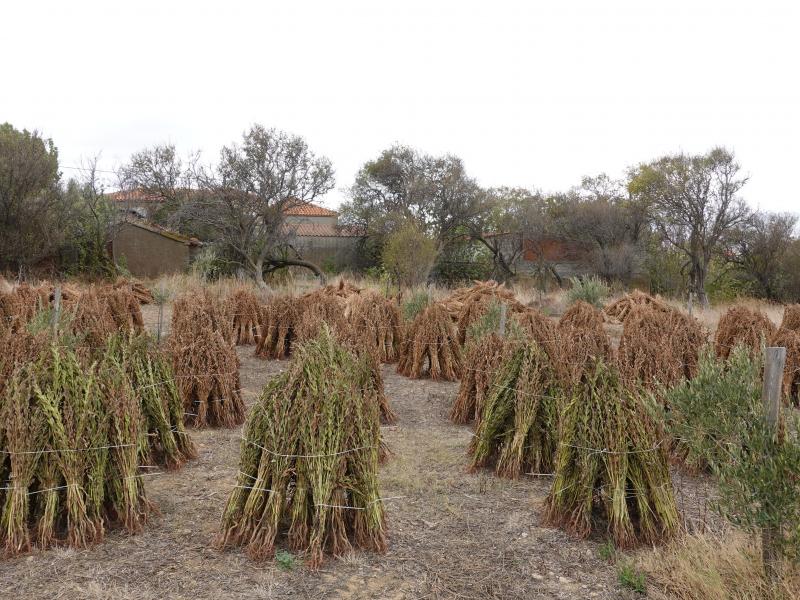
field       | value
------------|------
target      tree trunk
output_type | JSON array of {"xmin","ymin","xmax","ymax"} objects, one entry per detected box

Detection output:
[
  {"xmin": 253, "ymin": 258, "xmax": 268, "ymax": 289},
  {"xmin": 693, "ymin": 261, "xmax": 710, "ymax": 308}
]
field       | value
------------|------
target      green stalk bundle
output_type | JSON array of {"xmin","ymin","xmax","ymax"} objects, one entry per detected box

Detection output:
[
  {"xmin": 106, "ymin": 332, "xmax": 197, "ymax": 468},
  {"xmin": 0, "ymin": 337, "xmax": 155, "ymax": 557},
  {"xmin": 544, "ymin": 360, "xmax": 678, "ymax": 548},
  {"xmin": 170, "ymin": 294, "xmax": 244, "ymax": 428},
  {"xmin": 469, "ymin": 341, "xmax": 560, "ymax": 478},
  {"xmin": 397, "ymin": 303, "xmax": 462, "ymax": 381},
  {"xmin": 218, "ymin": 326, "xmax": 387, "ymax": 569}
]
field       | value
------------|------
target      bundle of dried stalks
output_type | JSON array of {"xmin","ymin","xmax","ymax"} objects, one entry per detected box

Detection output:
[
  {"xmin": 170, "ymin": 295, "xmax": 244, "ymax": 428},
  {"xmin": 714, "ymin": 306, "xmax": 777, "ymax": 360},
  {"xmin": 218, "ymin": 326, "xmax": 386, "ymax": 569},
  {"xmin": 557, "ymin": 301, "xmax": 613, "ymax": 385},
  {"xmin": 113, "ymin": 277, "xmax": 154, "ymax": 304},
  {"xmin": 452, "ymin": 334, "xmax": 509, "ymax": 424},
  {"xmin": 604, "ymin": 290, "xmax": 673, "ymax": 323},
  {"xmin": 345, "ymin": 291, "xmax": 403, "ymax": 363},
  {"xmin": 544, "ymin": 360, "xmax": 678, "ymax": 548},
  {"xmin": 65, "ymin": 286, "xmax": 118, "ymax": 349},
  {"xmin": 618, "ymin": 306, "xmax": 707, "ymax": 391},
  {"xmin": 98, "ymin": 286, "xmax": 145, "ymax": 332},
  {"xmin": 512, "ymin": 309, "xmax": 562, "ymax": 365},
  {"xmin": 469, "ymin": 341, "xmax": 561, "ymax": 478},
  {"xmin": 0, "ymin": 284, "xmax": 48, "ymax": 333},
  {"xmin": 770, "ymin": 327, "xmax": 800, "ymax": 406},
  {"xmin": 397, "ymin": 303, "xmax": 462, "ymax": 380},
  {"xmin": 226, "ymin": 288, "xmax": 262, "ymax": 345},
  {"xmin": 294, "ymin": 293, "xmax": 349, "ymax": 346},
  {"xmin": 254, "ymin": 296, "xmax": 298, "ymax": 359},
  {"xmin": 173, "ymin": 290, "xmax": 233, "ymax": 343},
  {"xmin": 780, "ymin": 304, "xmax": 800, "ymax": 332},
  {"xmin": 456, "ymin": 294, "xmax": 526, "ymax": 345}
]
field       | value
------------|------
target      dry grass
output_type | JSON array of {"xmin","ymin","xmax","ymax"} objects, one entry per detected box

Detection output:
[
  {"xmin": 604, "ymin": 290, "xmax": 674, "ymax": 323},
  {"xmin": 451, "ymin": 333, "xmax": 509, "ymax": 424},
  {"xmin": 557, "ymin": 301, "xmax": 613, "ymax": 385},
  {"xmin": 225, "ymin": 287, "xmax": 262, "ymax": 345},
  {"xmin": 781, "ymin": 304, "xmax": 800, "ymax": 332},
  {"xmin": 345, "ymin": 291, "xmax": 403, "ymax": 364},
  {"xmin": 715, "ymin": 305, "xmax": 777, "ymax": 360},
  {"xmin": 638, "ymin": 531, "xmax": 800, "ymax": 600},
  {"xmin": 770, "ymin": 327, "xmax": 800, "ymax": 405},
  {"xmin": 254, "ymin": 295, "xmax": 298, "ymax": 359}
]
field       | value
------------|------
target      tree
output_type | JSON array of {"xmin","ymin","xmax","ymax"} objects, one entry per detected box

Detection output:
[
  {"xmin": 382, "ymin": 221, "xmax": 439, "ymax": 287},
  {"xmin": 726, "ymin": 211, "xmax": 798, "ymax": 300},
  {"xmin": 628, "ymin": 147, "xmax": 750, "ymax": 306},
  {"xmin": 191, "ymin": 125, "xmax": 335, "ymax": 285},
  {"xmin": 0, "ymin": 123, "xmax": 65, "ymax": 272}
]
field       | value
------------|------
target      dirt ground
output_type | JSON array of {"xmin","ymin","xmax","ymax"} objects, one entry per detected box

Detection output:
[{"xmin": 0, "ymin": 306, "xmax": 638, "ymax": 599}]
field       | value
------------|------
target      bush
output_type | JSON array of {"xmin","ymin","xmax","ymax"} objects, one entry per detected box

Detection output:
[
  {"xmin": 667, "ymin": 346, "xmax": 800, "ymax": 560},
  {"xmin": 402, "ymin": 289, "xmax": 430, "ymax": 320},
  {"xmin": 566, "ymin": 276, "xmax": 609, "ymax": 307},
  {"xmin": 382, "ymin": 221, "xmax": 438, "ymax": 287}
]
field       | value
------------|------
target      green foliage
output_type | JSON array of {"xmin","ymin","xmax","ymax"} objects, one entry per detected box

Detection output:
[
  {"xmin": 706, "ymin": 258, "xmax": 752, "ymax": 304},
  {"xmin": 432, "ymin": 239, "xmax": 493, "ymax": 284},
  {"xmin": 617, "ymin": 562, "xmax": 646, "ymax": 594},
  {"xmin": 402, "ymin": 290, "xmax": 430, "ymax": 320},
  {"xmin": 382, "ymin": 221, "xmax": 438, "ymax": 287},
  {"xmin": 566, "ymin": 276, "xmax": 609, "ymax": 307},
  {"xmin": 275, "ymin": 549, "xmax": 295, "ymax": 571},
  {"xmin": 465, "ymin": 300, "xmax": 522, "ymax": 342},
  {"xmin": 667, "ymin": 346, "xmax": 800, "ymax": 560},
  {"xmin": 191, "ymin": 246, "xmax": 230, "ymax": 281},
  {"xmin": 598, "ymin": 539, "xmax": 616, "ymax": 562}
]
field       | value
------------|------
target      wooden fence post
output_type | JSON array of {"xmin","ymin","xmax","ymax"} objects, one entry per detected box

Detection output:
[
  {"xmin": 498, "ymin": 303, "xmax": 507, "ymax": 337},
  {"xmin": 687, "ymin": 291, "xmax": 693, "ymax": 317},
  {"xmin": 51, "ymin": 286, "xmax": 62, "ymax": 333},
  {"xmin": 761, "ymin": 345, "xmax": 786, "ymax": 581}
]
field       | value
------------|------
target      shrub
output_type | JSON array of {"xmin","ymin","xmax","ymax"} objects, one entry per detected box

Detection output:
[
  {"xmin": 566, "ymin": 276, "xmax": 609, "ymax": 308},
  {"xmin": 382, "ymin": 221, "xmax": 438, "ymax": 288}
]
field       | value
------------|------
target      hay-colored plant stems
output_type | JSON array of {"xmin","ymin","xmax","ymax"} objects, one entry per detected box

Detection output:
[
  {"xmin": 618, "ymin": 305, "xmax": 707, "ymax": 392},
  {"xmin": 544, "ymin": 360, "xmax": 678, "ymax": 548},
  {"xmin": 218, "ymin": 327, "xmax": 386, "ymax": 569},
  {"xmin": 346, "ymin": 291, "xmax": 403, "ymax": 363},
  {"xmin": 397, "ymin": 303, "xmax": 462, "ymax": 381},
  {"xmin": 714, "ymin": 305, "xmax": 776, "ymax": 360},
  {"xmin": 557, "ymin": 301, "xmax": 613, "ymax": 386},
  {"xmin": 226, "ymin": 288, "xmax": 262, "ymax": 345},
  {"xmin": 254, "ymin": 296, "xmax": 297, "ymax": 359},
  {"xmin": 781, "ymin": 304, "xmax": 800, "ymax": 332},
  {"xmin": 469, "ymin": 342, "xmax": 560, "ymax": 478},
  {"xmin": 1, "ymin": 370, "xmax": 47, "ymax": 555},
  {"xmin": 452, "ymin": 333, "xmax": 507, "ymax": 424},
  {"xmin": 769, "ymin": 327, "xmax": 800, "ymax": 405},
  {"xmin": 604, "ymin": 290, "xmax": 674, "ymax": 323}
]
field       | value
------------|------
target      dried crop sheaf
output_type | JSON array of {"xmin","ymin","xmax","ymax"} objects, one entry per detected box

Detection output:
[
  {"xmin": 226, "ymin": 288, "xmax": 262, "ymax": 345},
  {"xmin": 218, "ymin": 327, "xmax": 387, "ymax": 569},
  {"xmin": 293, "ymin": 293, "xmax": 349, "ymax": 347},
  {"xmin": 170, "ymin": 294, "xmax": 244, "ymax": 428},
  {"xmin": 714, "ymin": 306, "xmax": 776, "ymax": 360},
  {"xmin": 557, "ymin": 301, "xmax": 613, "ymax": 385},
  {"xmin": 780, "ymin": 304, "xmax": 800, "ymax": 332},
  {"xmin": 452, "ymin": 333, "xmax": 509, "ymax": 424},
  {"xmin": 173, "ymin": 290, "xmax": 234, "ymax": 344},
  {"xmin": 0, "ymin": 284, "xmax": 48, "ymax": 333},
  {"xmin": 345, "ymin": 291, "xmax": 403, "ymax": 363},
  {"xmin": 0, "ymin": 338, "xmax": 154, "ymax": 555},
  {"xmin": 769, "ymin": 327, "xmax": 800, "ymax": 406},
  {"xmin": 618, "ymin": 306, "xmax": 707, "ymax": 392},
  {"xmin": 255, "ymin": 296, "xmax": 298, "ymax": 359},
  {"xmin": 604, "ymin": 290, "xmax": 673, "ymax": 323},
  {"xmin": 113, "ymin": 277, "xmax": 154, "ymax": 304},
  {"xmin": 397, "ymin": 303, "xmax": 462, "ymax": 381},
  {"xmin": 544, "ymin": 360, "xmax": 679, "ymax": 548},
  {"xmin": 469, "ymin": 341, "xmax": 561, "ymax": 478},
  {"xmin": 98, "ymin": 286, "xmax": 145, "ymax": 332}
]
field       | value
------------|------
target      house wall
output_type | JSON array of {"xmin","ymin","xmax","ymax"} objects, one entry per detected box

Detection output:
[
  {"xmin": 112, "ymin": 223, "xmax": 195, "ymax": 278},
  {"xmin": 285, "ymin": 214, "xmax": 338, "ymax": 227},
  {"xmin": 293, "ymin": 236, "xmax": 361, "ymax": 269}
]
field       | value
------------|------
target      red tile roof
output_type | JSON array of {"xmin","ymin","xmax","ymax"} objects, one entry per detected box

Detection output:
[
  {"xmin": 283, "ymin": 202, "xmax": 338, "ymax": 217},
  {"xmin": 108, "ymin": 189, "xmax": 165, "ymax": 203}
]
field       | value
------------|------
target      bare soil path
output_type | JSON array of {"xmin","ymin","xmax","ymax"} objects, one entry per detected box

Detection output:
[{"xmin": 0, "ymin": 344, "xmax": 628, "ymax": 599}]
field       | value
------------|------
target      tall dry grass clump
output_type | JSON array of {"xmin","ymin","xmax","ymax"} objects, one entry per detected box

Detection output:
[
  {"xmin": 781, "ymin": 304, "xmax": 800, "ymax": 332},
  {"xmin": 544, "ymin": 360, "xmax": 678, "ymax": 548},
  {"xmin": 218, "ymin": 327, "xmax": 387, "ymax": 569},
  {"xmin": 293, "ymin": 293, "xmax": 348, "ymax": 346},
  {"xmin": 469, "ymin": 341, "xmax": 561, "ymax": 478},
  {"xmin": 255, "ymin": 295, "xmax": 298, "ymax": 359},
  {"xmin": 557, "ymin": 300, "xmax": 613, "ymax": 384},
  {"xmin": 714, "ymin": 305, "xmax": 777, "ymax": 360},
  {"xmin": 0, "ymin": 338, "xmax": 154, "ymax": 555},
  {"xmin": 604, "ymin": 290, "xmax": 673, "ymax": 323},
  {"xmin": 226, "ymin": 288, "xmax": 262, "ymax": 345},
  {"xmin": 98, "ymin": 286, "xmax": 145, "ymax": 332},
  {"xmin": 0, "ymin": 284, "xmax": 48, "ymax": 333},
  {"xmin": 170, "ymin": 294, "xmax": 244, "ymax": 428},
  {"xmin": 770, "ymin": 327, "xmax": 800, "ymax": 406},
  {"xmin": 346, "ymin": 291, "xmax": 403, "ymax": 363},
  {"xmin": 113, "ymin": 277, "xmax": 154, "ymax": 304},
  {"xmin": 439, "ymin": 280, "xmax": 524, "ymax": 344},
  {"xmin": 397, "ymin": 302, "xmax": 462, "ymax": 381},
  {"xmin": 618, "ymin": 306, "xmax": 707, "ymax": 391}
]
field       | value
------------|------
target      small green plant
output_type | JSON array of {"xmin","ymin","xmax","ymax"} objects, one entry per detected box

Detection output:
[
  {"xmin": 403, "ymin": 289, "xmax": 430, "ymax": 320},
  {"xmin": 617, "ymin": 562, "xmax": 646, "ymax": 594},
  {"xmin": 275, "ymin": 549, "xmax": 295, "ymax": 571},
  {"xmin": 566, "ymin": 276, "xmax": 609, "ymax": 308},
  {"xmin": 598, "ymin": 539, "xmax": 616, "ymax": 562}
]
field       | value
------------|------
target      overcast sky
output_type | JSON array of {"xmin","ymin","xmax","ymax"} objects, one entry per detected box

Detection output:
[{"xmin": 3, "ymin": 1, "xmax": 798, "ymax": 213}]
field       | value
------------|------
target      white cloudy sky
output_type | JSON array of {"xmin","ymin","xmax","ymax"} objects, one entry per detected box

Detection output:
[{"xmin": 2, "ymin": 1, "xmax": 798, "ymax": 212}]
